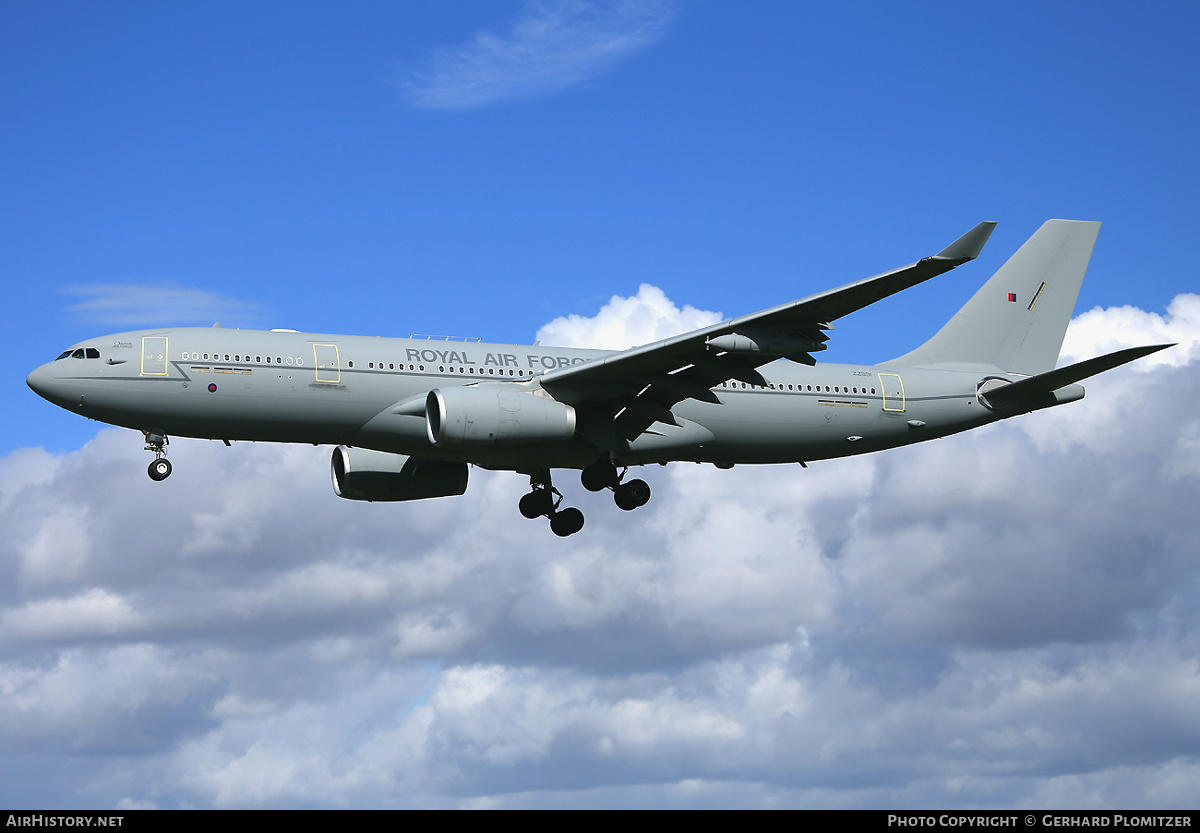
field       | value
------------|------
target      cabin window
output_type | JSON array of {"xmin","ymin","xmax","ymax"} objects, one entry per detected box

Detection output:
[{"xmin": 347, "ymin": 361, "xmax": 354, "ymax": 368}]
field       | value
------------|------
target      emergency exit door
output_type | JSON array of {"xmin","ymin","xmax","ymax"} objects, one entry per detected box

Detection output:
[
  {"xmin": 141, "ymin": 337, "xmax": 168, "ymax": 376},
  {"xmin": 877, "ymin": 372, "xmax": 905, "ymax": 412},
  {"xmin": 314, "ymin": 344, "xmax": 340, "ymax": 383}
]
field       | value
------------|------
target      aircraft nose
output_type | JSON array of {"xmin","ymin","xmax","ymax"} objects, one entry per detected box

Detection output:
[{"xmin": 27, "ymin": 362, "xmax": 73, "ymax": 408}]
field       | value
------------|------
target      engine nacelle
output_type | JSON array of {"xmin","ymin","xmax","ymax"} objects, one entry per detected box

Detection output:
[
  {"xmin": 331, "ymin": 446, "xmax": 468, "ymax": 502},
  {"xmin": 426, "ymin": 386, "xmax": 577, "ymax": 447}
]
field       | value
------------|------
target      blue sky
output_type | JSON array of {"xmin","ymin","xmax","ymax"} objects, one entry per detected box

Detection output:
[
  {"xmin": 6, "ymin": 1, "xmax": 1197, "ymax": 450},
  {"xmin": 3, "ymin": 1, "xmax": 1200, "ymax": 809}
]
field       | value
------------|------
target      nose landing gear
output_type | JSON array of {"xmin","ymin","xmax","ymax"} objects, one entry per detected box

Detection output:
[
  {"xmin": 581, "ymin": 459, "xmax": 651, "ymax": 511},
  {"xmin": 144, "ymin": 431, "xmax": 172, "ymax": 481},
  {"xmin": 520, "ymin": 470, "xmax": 585, "ymax": 537}
]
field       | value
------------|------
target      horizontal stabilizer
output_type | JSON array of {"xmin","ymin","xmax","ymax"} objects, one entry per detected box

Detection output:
[{"xmin": 985, "ymin": 343, "xmax": 1174, "ymax": 402}]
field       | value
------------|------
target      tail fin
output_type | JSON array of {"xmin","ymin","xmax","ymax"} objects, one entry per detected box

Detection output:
[{"xmin": 886, "ymin": 220, "xmax": 1101, "ymax": 375}]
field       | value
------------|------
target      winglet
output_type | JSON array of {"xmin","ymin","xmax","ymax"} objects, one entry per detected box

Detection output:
[{"xmin": 935, "ymin": 221, "xmax": 998, "ymax": 261}]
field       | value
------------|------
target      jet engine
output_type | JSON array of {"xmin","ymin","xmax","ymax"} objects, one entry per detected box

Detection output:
[
  {"xmin": 331, "ymin": 446, "xmax": 468, "ymax": 502},
  {"xmin": 426, "ymin": 386, "xmax": 576, "ymax": 447}
]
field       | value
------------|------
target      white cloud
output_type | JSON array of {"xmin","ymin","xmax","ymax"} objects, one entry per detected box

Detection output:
[
  {"xmin": 1, "ymin": 292, "xmax": 1198, "ymax": 807},
  {"xmin": 402, "ymin": 0, "xmax": 676, "ymax": 110},
  {"xmin": 1060, "ymin": 293, "xmax": 1200, "ymax": 367},
  {"xmin": 536, "ymin": 283, "xmax": 722, "ymax": 349},
  {"xmin": 61, "ymin": 284, "xmax": 266, "ymax": 328},
  {"xmin": 0, "ymin": 589, "xmax": 142, "ymax": 642},
  {"xmin": 0, "ymin": 644, "xmax": 219, "ymax": 754}
]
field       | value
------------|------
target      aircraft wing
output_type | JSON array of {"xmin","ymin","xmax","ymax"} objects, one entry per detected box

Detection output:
[{"xmin": 539, "ymin": 221, "xmax": 998, "ymax": 440}]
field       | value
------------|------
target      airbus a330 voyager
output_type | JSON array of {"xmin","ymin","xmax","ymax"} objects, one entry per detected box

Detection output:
[{"xmin": 27, "ymin": 220, "xmax": 1170, "ymax": 536}]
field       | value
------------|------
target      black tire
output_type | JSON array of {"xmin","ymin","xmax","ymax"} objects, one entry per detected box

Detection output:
[
  {"xmin": 626, "ymin": 478, "xmax": 651, "ymax": 507},
  {"xmin": 519, "ymin": 490, "xmax": 554, "ymax": 519},
  {"xmin": 581, "ymin": 461, "xmax": 618, "ymax": 492},
  {"xmin": 614, "ymin": 478, "xmax": 650, "ymax": 510},
  {"xmin": 148, "ymin": 458, "xmax": 172, "ymax": 482},
  {"xmin": 550, "ymin": 507, "xmax": 585, "ymax": 537}
]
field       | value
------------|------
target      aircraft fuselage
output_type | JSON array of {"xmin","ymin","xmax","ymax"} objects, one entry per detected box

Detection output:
[{"xmin": 26, "ymin": 327, "xmax": 1054, "ymax": 471}]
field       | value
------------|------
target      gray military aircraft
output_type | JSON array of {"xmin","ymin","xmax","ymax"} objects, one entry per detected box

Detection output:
[{"xmin": 27, "ymin": 220, "xmax": 1170, "ymax": 536}]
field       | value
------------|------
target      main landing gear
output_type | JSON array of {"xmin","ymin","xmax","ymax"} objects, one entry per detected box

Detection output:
[
  {"xmin": 144, "ymin": 431, "xmax": 172, "ymax": 481},
  {"xmin": 518, "ymin": 460, "xmax": 652, "ymax": 537},
  {"xmin": 519, "ymin": 471, "xmax": 585, "ymax": 537},
  {"xmin": 580, "ymin": 459, "xmax": 651, "ymax": 512}
]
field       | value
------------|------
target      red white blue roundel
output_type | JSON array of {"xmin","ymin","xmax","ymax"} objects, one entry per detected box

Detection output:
[{"xmin": 208, "ymin": 383, "xmax": 217, "ymax": 392}]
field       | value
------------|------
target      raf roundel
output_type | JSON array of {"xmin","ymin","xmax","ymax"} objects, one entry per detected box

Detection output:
[{"xmin": 207, "ymin": 383, "xmax": 217, "ymax": 393}]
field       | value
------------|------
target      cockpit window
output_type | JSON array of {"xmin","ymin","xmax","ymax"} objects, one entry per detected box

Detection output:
[{"xmin": 56, "ymin": 348, "xmax": 101, "ymax": 360}]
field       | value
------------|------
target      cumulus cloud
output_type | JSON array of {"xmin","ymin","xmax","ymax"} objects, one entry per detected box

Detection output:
[
  {"xmin": 2, "ymin": 290, "xmax": 1198, "ymax": 807},
  {"xmin": 61, "ymin": 284, "xmax": 266, "ymax": 328},
  {"xmin": 402, "ymin": 0, "xmax": 676, "ymax": 110},
  {"xmin": 536, "ymin": 283, "xmax": 723, "ymax": 349},
  {"xmin": 1061, "ymin": 292, "xmax": 1200, "ymax": 367}
]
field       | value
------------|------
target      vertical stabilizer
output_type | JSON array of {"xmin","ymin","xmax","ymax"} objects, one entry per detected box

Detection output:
[{"xmin": 885, "ymin": 220, "xmax": 1101, "ymax": 375}]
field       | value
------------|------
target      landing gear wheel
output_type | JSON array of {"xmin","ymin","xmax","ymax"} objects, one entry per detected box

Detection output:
[
  {"xmin": 581, "ymin": 460, "xmax": 619, "ymax": 492},
  {"xmin": 147, "ymin": 458, "xmax": 172, "ymax": 482},
  {"xmin": 519, "ymin": 489, "xmax": 556, "ymax": 519},
  {"xmin": 550, "ymin": 507, "xmax": 585, "ymax": 537},
  {"xmin": 613, "ymin": 478, "xmax": 650, "ymax": 511}
]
